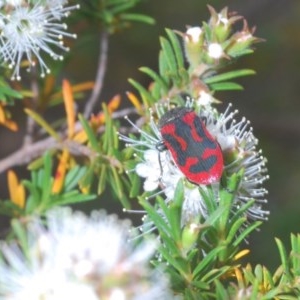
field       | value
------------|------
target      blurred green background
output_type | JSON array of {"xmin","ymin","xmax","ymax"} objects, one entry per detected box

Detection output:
[{"xmin": 1, "ymin": 0, "xmax": 300, "ymax": 271}]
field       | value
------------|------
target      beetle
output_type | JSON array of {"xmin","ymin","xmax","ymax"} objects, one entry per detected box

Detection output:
[{"xmin": 156, "ymin": 107, "xmax": 223, "ymax": 185}]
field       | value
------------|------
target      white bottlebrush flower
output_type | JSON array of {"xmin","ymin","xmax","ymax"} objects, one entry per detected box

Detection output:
[
  {"xmin": 0, "ymin": 207, "xmax": 173, "ymax": 299},
  {"xmin": 203, "ymin": 104, "xmax": 269, "ymax": 221},
  {"xmin": 119, "ymin": 103, "xmax": 269, "ymax": 225},
  {"xmin": 0, "ymin": 1, "xmax": 78, "ymax": 80}
]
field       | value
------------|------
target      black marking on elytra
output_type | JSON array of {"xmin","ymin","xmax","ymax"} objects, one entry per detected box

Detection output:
[
  {"xmin": 162, "ymin": 131, "xmax": 217, "ymax": 174},
  {"xmin": 158, "ymin": 107, "xmax": 193, "ymax": 129},
  {"xmin": 189, "ymin": 155, "xmax": 217, "ymax": 174},
  {"xmin": 160, "ymin": 110, "xmax": 218, "ymax": 174}
]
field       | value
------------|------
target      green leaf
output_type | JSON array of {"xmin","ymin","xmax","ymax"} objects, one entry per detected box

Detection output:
[
  {"xmin": 63, "ymin": 166, "xmax": 88, "ymax": 192},
  {"xmin": 27, "ymin": 149, "xmax": 56, "ymax": 170},
  {"xmin": 291, "ymin": 234, "xmax": 300, "ymax": 274},
  {"xmin": 140, "ymin": 198, "xmax": 172, "ymax": 237},
  {"xmin": 0, "ymin": 86, "xmax": 23, "ymax": 101},
  {"xmin": 11, "ymin": 219, "xmax": 29, "ymax": 258},
  {"xmin": 78, "ymin": 114, "xmax": 100, "ymax": 151},
  {"xmin": 40, "ymin": 152, "xmax": 53, "ymax": 204},
  {"xmin": 22, "ymin": 181, "xmax": 40, "ymax": 213},
  {"xmin": 230, "ymin": 199, "xmax": 255, "ymax": 226},
  {"xmin": 275, "ymin": 237, "xmax": 291, "ymax": 278},
  {"xmin": 120, "ymin": 13, "xmax": 155, "ymax": 25},
  {"xmin": 209, "ymin": 82, "xmax": 244, "ymax": 91},
  {"xmin": 233, "ymin": 221, "xmax": 261, "ymax": 247},
  {"xmin": 160, "ymin": 36, "xmax": 178, "ymax": 76},
  {"xmin": 168, "ymin": 180, "xmax": 184, "ymax": 242},
  {"xmin": 97, "ymin": 165, "xmax": 107, "ymax": 195},
  {"xmin": 79, "ymin": 164, "xmax": 95, "ymax": 194},
  {"xmin": 204, "ymin": 69, "xmax": 256, "ymax": 84},
  {"xmin": 172, "ymin": 179, "xmax": 185, "ymax": 208},
  {"xmin": 201, "ymin": 266, "xmax": 231, "ymax": 283},
  {"xmin": 188, "ymin": 279, "xmax": 210, "ymax": 291},
  {"xmin": 215, "ymin": 279, "xmax": 230, "ymax": 300},
  {"xmin": 192, "ymin": 245, "xmax": 225, "ymax": 278},
  {"xmin": 101, "ymin": 104, "xmax": 114, "ymax": 152},
  {"xmin": 24, "ymin": 109, "xmax": 60, "ymax": 140},
  {"xmin": 159, "ymin": 245, "xmax": 190, "ymax": 275},
  {"xmin": 107, "ymin": 1, "xmax": 136, "ymax": 14},
  {"xmin": 225, "ymin": 217, "xmax": 246, "ymax": 244},
  {"xmin": 128, "ymin": 78, "xmax": 156, "ymax": 105},
  {"xmin": 217, "ymin": 190, "xmax": 234, "ymax": 232},
  {"xmin": 204, "ymin": 204, "xmax": 227, "ymax": 228},
  {"xmin": 110, "ymin": 167, "xmax": 130, "ymax": 208},
  {"xmin": 54, "ymin": 191, "xmax": 96, "ymax": 206},
  {"xmin": 111, "ymin": 167, "xmax": 123, "ymax": 198},
  {"xmin": 165, "ymin": 28, "xmax": 184, "ymax": 70},
  {"xmin": 128, "ymin": 172, "xmax": 141, "ymax": 198},
  {"xmin": 0, "ymin": 79, "xmax": 23, "ymax": 104},
  {"xmin": 158, "ymin": 50, "xmax": 170, "ymax": 83},
  {"xmin": 0, "ymin": 201, "xmax": 23, "ymax": 217},
  {"xmin": 200, "ymin": 187, "xmax": 218, "ymax": 216},
  {"xmin": 139, "ymin": 66, "xmax": 169, "ymax": 94}
]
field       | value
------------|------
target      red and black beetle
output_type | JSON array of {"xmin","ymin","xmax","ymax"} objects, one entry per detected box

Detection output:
[{"xmin": 157, "ymin": 107, "xmax": 223, "ymax": 185}]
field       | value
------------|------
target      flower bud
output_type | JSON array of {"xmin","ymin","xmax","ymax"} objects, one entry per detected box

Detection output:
[
  {"xmin": 208, "ymin": 5, "xmax": 242, "ymax": 42},
  {"xmin": 226, "ymin": 20, "xmax": 263, "ymax": 57},
  {"xmin": 181, "ymin": 222, "xmax": 201, "ymax": 254},
  {"xmin": 184, "ymin": 26, "xmax": 204, "ymax": 69}
]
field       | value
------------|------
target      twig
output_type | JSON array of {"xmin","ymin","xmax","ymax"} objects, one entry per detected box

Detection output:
[
  {"xmin": 83, "ymin": 30, "xmax": 109, "ymax": 118},
  {"xmin": 0, "ymin": 106, "xmax": 138, "ymax": 174},
  {"xmin": 0, "ymin": 137, "xmax": 57, "ymax": 173}
]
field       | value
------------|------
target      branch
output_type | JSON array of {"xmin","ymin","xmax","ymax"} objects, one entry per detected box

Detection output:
[
  {"xmin": 0, "ymin": 106, "xmax": 138, "ymax": 174},
  {"xmin": 83, "ymin": 30, "xmax": 109, "ymax": 118},
  {"xmin": 0, "ymin": 137, "xmax": 57, "ymax": 173}
]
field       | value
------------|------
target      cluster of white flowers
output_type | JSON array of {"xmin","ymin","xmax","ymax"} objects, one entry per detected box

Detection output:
[
  {"xmin": 0, "ymin": 0, "xmax": 78, "ymax": 80},
  {"xmin": 119, "ymin": 102, "xmax": 269, "ymax": 226},
  {"xmin": 0, "ymin": 208, "xmax": 173, "ymax": 299}
]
